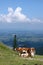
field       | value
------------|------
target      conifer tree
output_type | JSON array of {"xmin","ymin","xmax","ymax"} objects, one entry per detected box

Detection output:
[{"xmin": 13, "ymin": 35, "xmax": 17, "ymax": 50}]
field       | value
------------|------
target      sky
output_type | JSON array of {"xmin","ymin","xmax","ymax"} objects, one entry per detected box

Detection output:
[{"xmin": 0, "ymin": 0, "xmax": 43, "ymax": 32}]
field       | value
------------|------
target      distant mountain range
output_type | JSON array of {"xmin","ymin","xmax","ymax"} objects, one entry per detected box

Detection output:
[{"xmin": 0, "ymin": 32, "xmax": 43, "ymax": 55}]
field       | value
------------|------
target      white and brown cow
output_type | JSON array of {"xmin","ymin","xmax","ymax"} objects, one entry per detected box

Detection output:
[
  {"xmin": 16, "ymin": 47, "xmax": 35, "ymax": 57},
  {"xmin": 30, "ymin": 48, "xmax": 36, "ymax": 57},
  {"xmin": 20, "ymin": 50, "xmax": 28, "ymax": 57}
]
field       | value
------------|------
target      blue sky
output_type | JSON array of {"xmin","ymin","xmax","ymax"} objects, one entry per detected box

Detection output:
[
  {"xmin": 0, "ymin": 0, "xmax": 43, "ymax": 32},
  {"xmin": 0, "ymin": 0, "xmax": 43, "ymax": 18}
]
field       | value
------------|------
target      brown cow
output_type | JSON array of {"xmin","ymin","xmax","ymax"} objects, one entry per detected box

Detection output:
[{"xmin": 16, "ymin": 47, "xmax": 35, "ymax": 57}]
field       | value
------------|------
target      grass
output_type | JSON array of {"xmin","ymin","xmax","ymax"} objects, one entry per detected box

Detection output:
[{"xmin": 0, "ymin": 42, "xmax": 43, "ymax": 65}]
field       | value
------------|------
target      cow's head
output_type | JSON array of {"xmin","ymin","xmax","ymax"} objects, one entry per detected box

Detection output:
[{"xmin": 30, "ymin": 48, "xmax": 36, "ymax": 57}]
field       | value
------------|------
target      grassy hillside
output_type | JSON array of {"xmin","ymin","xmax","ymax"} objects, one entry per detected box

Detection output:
[{"xmin": 0, "ymin": 42, "xmax": 43, "ymax": 65}]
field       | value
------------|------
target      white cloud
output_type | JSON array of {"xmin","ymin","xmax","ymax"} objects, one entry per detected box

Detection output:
[
  {"xmin": 8, "ymin": 7, "xmax": 13, "ymax": 13},
  {"xmin": 32, "ymin": 18, "xmax": 41, "ymax": 23},
  {"xmin": 0, "ymin": 7, "xmax": 41, "ymax": 23},
  {"xmin": 0, "ymin": 7, "xmax": 30, "ymax": 23}
]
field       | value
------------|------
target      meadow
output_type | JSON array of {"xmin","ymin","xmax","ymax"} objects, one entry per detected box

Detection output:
[{"xmin": 0, "ymin": 42, "xmax": 43, "ymax": 65}]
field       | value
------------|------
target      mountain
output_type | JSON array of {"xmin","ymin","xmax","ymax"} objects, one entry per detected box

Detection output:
[{"xmin": 0, "ymin": 32, "xmax": 43, "ymax": 55}]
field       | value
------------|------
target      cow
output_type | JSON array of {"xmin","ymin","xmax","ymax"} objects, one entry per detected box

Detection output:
[
  {"xmin": 30, "ymin": 48, "xmax": 36, "ymax": 57},
  {"xmin": 21, "ymin": 50, "xmax": 29, "ymax": 57},
  {"xmin": 29, "ymin": 48, "xmax": 36, "ymax": 57},
  {"xmin": 16, "ymin": 47, "xmax": 35, "ymax": 58}
]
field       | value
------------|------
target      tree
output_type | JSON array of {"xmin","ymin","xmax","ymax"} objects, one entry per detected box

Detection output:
[{"xmin": 13, "ymin": 35, "xmax": 17, "ymax": 50}]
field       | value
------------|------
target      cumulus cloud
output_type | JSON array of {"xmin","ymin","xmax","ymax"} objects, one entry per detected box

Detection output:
[
  {"xmin": 0, "ymin": 7, "xmax": 41, "ymax": 23},
  {"xmin": 0, "ymin": 7, "xmax": 30, "ymax": 23}
]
